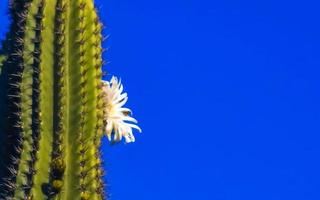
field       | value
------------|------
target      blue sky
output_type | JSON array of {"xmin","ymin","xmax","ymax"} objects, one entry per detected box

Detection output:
[{"xmin": 1, "ymin": 0, "xmax": 320, "ymax": 199}]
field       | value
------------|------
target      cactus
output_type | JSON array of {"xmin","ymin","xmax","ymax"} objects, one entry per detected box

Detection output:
[{"xmin": 0, "ymin": 0, "xmax": 141, "ymax": 199}]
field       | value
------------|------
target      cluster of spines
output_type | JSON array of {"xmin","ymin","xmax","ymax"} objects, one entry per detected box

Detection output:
[
  {"xmin": 93, "ymin": 9, "xmax": 108, "ymax": 198},
  {"xmin": 13, "ymin": 1, "xmax": 45, "ymax": 199},
  {"xmin": 26, "ymin": 2, "xmax": 45, "ymax": 199},
  {"xmin": 77, "ymin": 2, "xmax": 91, "ymax": 199},
  {"xmin": 49, "ymin": 0, "xmax": 67, "ymax": 197},
  {"xmin": 0, "ymin": 1, "xmax": 32, "ymax": 198},
  {"xmin": 76, "ymin": 2, "xmax": 106, "ymax": 199}
]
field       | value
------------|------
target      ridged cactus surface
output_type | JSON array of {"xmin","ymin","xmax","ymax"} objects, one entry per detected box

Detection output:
[{"xmin": 0, "ymin": 0, "xmax": 107, "ymax": 199}]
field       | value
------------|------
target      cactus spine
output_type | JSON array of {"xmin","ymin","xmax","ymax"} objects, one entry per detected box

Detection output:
[{"xmin": 0, "ymin": 0, "xmax": 106, "ymax": 199}]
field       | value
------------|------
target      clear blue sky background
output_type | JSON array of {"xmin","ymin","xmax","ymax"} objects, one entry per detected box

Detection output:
[{"xmin": 1, "ymin": 0, "xmax": 320, "ymax": 199}]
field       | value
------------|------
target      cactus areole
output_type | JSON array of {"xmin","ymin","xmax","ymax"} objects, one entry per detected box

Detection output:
[{"xmin": 0, "ymin": 0, "xmax": 141, "ymax": 199}]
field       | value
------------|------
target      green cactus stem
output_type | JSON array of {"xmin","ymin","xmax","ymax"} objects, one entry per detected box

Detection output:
[{"xmin": 0, "ymin": 0, "xmax": 106, "ymax": 199}]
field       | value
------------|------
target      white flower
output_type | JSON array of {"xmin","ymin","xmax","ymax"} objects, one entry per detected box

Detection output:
[{"xmin": 101, "ymin": 76, "xmax": 141, "ymax": 143}]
